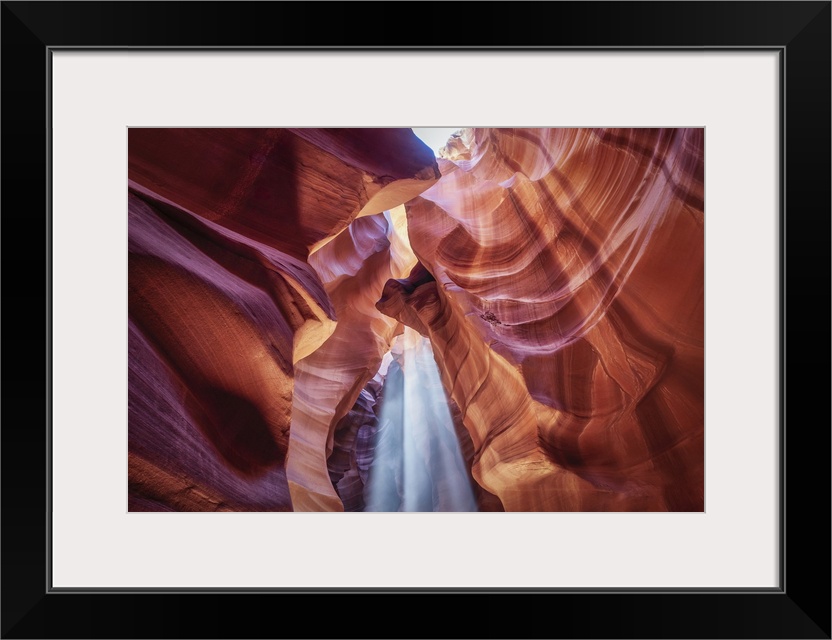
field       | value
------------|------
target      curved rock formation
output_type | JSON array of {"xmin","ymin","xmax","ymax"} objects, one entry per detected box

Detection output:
[
  {"xmin": 128, "ymin": 128, "xmax": 437, "ymax": 511},
  {"xmin": 328, "ymin": 378, "xmax": 383, "ymax": 512},
  {"xmin": 128, "ymin": 127, "xmax": 703, "ymax": 512},
  {"xmin": 285, "ymin": 207, "xmax": 418, "ymax": 510},
  {"xmin": 327, "ymin": 338, "xmax": 504, "ymax": 513},
  {"xmin": 381, "ymin": 128, "xmax": 704, "ymax": 511}
]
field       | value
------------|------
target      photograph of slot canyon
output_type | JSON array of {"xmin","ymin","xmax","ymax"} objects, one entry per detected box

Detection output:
[{"xmin": 128, "ymin": 127, "xmax": 704, "ymax": 513}]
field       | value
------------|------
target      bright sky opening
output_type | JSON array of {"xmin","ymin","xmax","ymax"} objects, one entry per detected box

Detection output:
[{"xmin": 411, "ymin": 128, "xmax": 461, "ymax": 157}]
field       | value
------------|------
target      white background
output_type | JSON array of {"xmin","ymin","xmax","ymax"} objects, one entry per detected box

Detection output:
[{"xmin": 51, "ymin": 51, "xmax": 779, "ymax": 588}]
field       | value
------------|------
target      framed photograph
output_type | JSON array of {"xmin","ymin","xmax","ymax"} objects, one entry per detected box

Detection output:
[{"xmin": 3, "ymin": 1, "xmax": 829, "ymax": 638}]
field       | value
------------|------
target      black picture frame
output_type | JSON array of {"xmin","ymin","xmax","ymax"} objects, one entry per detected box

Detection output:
[{"xmin": 2, "ymin": 2, "xmax": 829, "ymax": 638}]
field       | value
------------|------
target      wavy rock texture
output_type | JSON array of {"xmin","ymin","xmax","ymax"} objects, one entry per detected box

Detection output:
[
  {"xmin": 328, "ymin": 379, "xmax": 383, "ymax": 512},
  {"xmin": 327, "ymin": 345, "xmax": 504, "ymax": 512},
  {"xmin": 128, "ymin": 127, "xmax": 703, "ymax": 512},
  {"xmin": 286, "ymin": 207, "xmax": 418, "ymax": 510},
  {"xmin": 128, "ymin": 128, "xmax": 437, "ymax": 511},
  {"xmin": 381, "ymin": 128, "xmax": 704, "ymax": 511}
]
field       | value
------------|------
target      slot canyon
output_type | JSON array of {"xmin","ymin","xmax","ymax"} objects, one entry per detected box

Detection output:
[{"xmin": 128, "ymin": 127, "xmax": 704, "ymax": 512}]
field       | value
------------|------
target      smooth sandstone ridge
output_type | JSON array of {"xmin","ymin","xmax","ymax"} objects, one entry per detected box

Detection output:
[
  {"xmin": 128, "ymin": 128, "xmax": 436, "ymax": 511},
  {"xmin": 380, "ymin": 128, "xmax": 704, "ymax": 511},
  {"xmin": 128, "ymin": 127, "xmax": 704, "ymax": 512}
]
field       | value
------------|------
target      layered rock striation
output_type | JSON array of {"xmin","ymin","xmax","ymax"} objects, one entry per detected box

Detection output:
[
  {"xmin": 380, "ymin": 128, "xmax": 704, "ymax": 511},
  {"xmin": 128, "ymin": 128, "xmax": 437, "ymax": 511},
  {"xmin": 128, "ymin": 127, "xmax": 704, "ymax": 512}
]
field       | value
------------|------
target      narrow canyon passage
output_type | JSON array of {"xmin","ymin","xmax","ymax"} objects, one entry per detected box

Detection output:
[
  {"xmin": 128, "ymin": 127, "xmax": 704, "ymax": 513},
  {"xmin": 364, "ymin": 328, "xmax": 478, "ymax": 512}
]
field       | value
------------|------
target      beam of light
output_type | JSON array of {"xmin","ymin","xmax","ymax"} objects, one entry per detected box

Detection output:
[
  {"xmin": 411, "ymin": 128, "xmax": 462, "ymax": 158},
  {"xmin": 365, "ymin": 327, "xmax": 478, "ymax": 512}
]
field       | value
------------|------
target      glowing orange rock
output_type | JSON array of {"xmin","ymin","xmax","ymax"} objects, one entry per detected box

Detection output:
[
  {"xmin": 128, "ymin": 128, "xmax": 437, "ymax": 511},
  {"xmin": 380, "ymin": 128, "xmax": 704, "ymax": 511}
]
